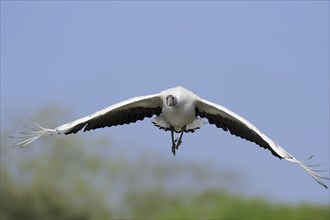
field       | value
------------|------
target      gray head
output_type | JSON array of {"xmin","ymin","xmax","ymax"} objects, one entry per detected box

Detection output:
[{"xmin": 166, "ymin": 95, "xmax": 178, "ymax": 107}]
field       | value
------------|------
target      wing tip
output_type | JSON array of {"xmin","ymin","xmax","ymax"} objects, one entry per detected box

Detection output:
[
  {"xmin": 10, "ymin": 121, "xmax": 57, "ymax": 148},
  {"xmin": 285, "ymin": 155, "xmax": 329, "ymax": 189}
]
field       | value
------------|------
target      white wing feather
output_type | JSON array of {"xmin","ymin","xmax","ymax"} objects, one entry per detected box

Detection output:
[
  {"xmin": 12, "ymin": 93, "xmax": 161, "ymax": 147},
  {"xmin": 196, "ymin": 97, "xmax": 329, "ymax": 189}
]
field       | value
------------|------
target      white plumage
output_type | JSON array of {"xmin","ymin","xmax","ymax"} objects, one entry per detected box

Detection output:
[{"xmin": 12, "ymin": 86, "xmax": 329, "ymax": 188}]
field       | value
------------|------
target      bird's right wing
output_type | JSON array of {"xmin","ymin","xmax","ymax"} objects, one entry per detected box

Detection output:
[{"xmin": 12, "ymin": 93, "xmax": 163, "ymax": 147}]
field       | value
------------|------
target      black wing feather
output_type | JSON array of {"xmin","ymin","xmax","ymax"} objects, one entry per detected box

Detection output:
[
  {"xmin": 196, "ymin": 108, "xmax": 280, "ymax": 159},
  {"xmin": 65, "ymin": 107, "xmax": 161, "ymax": 135}
]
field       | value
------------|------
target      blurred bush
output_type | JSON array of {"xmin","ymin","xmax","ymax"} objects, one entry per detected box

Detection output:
[{"xmin": 1, "ymin": 108, "xmax": 329, "ymax": 219}]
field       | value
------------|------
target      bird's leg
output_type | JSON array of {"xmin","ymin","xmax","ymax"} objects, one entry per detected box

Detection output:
[
  {"xmin": 170, "ymin": 126, "xmax": 176, "ymax": 156},
  {"xmin": 175, "ymin": 126, "xmax": 185, "ymax": 150}
]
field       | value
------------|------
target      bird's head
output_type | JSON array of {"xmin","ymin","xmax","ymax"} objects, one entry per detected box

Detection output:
[{"xmin": 166, "ymin": 95, "xmax": 178, "ymax": 107}]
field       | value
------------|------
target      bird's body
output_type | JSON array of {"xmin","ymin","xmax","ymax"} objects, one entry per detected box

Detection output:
[
  {"xmin": 12, "ymin": 86, "xmax": 329, "ymax": 188},
  {"xmin": 156, "ymin": 86, "xmax": 199, "ymax": 132}
]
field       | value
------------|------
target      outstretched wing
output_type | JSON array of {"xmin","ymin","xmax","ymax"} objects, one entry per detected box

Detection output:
[
  {"xmin": 195, "ymin": 97, "xmax": 329, "ymax": 188},
  {"xmin": 12, "ymin": 93, "xmax": 163, "ymax": 147}
]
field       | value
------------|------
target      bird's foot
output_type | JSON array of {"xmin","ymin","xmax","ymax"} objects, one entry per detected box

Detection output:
[
  {"xmin": 171, "ymin": 144, "xmax": 176, "ymax": 156},
  {"xmin": 174, "ymin": 138, "xmax": 182, "ymax": 149}
]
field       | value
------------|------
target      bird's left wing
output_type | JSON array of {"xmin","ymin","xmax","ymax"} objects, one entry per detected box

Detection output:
[
  {"xmin": 195, "ymin": 97, "xmax": 329, "ymax": 188},
  {"xmin": 12, "ymin": 93, "xmax": 162, "ymax": 147}
]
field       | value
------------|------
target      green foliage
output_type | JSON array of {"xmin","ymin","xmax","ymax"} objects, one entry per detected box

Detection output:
[
  {"xmin": 123, "ymin": 189, "xmax": 329, "ymax": 219},
  {"xmin": 1, "ymin": 108, "xmax": 329, "ymax": 219},
  {"xmin": 1, "ymin": 137, "xmax": 110, "ymax": 220}
]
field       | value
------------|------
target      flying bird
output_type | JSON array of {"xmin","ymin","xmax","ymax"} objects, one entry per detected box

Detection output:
[{"xmin": 12, "ymin": 86, "xmax": 329, "ymax": 188}]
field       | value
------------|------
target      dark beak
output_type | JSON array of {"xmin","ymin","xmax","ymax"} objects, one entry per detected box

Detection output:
[{"xmin": 166, "ymin": 95, "xmax": 177, "ymax": 106}]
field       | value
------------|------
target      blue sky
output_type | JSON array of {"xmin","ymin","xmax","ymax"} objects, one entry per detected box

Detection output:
[{"xmin": 1, "ymin": 1, "xmax": 329, "ymax": 204}]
